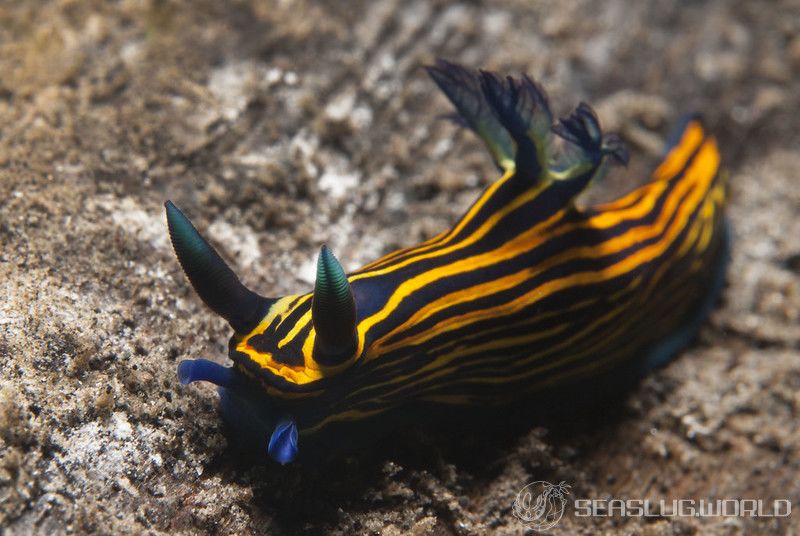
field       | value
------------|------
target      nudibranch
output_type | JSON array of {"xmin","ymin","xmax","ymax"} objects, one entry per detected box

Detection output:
[{"xmin": 165, "ymin": 60, "xmax": 727, "ymax": 464}]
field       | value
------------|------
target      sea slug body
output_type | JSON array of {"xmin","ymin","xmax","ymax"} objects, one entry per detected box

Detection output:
[{"xmin": 164, "ymin": 60, "xmax": 727, "ymax": 464}]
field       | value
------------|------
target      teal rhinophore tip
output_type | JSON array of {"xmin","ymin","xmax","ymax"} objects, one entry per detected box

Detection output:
[
  {"xmin": 165, "ymin": 200, "xmax": 272, "ymax": 334},
  {"xmin": 311, "ymin": 245, "xmax": 357, "ymax": 364}
]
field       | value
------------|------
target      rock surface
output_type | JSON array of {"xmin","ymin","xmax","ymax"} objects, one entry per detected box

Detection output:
[{"xmin": 1, "ymin": 1, "xmax": 799, "ymax": 534}]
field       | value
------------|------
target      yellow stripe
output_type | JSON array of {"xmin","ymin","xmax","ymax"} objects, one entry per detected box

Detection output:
[
  {"xmin": 358, "ymin": 168, "xmax": 517, "ymax": 271},
  {"xmin": 653, "ymin": 121, "xmax": 705, "ymax": 181},
  {"xmin": 275, "ymin": 294, "xmax": 312, "ymax": 332},
  {"xmin": 278, "ymin": 308, "xmax": 311, "ymax": 348}
]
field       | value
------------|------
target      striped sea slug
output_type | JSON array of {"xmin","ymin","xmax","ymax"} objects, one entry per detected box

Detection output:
[{"xmin": 165, "ymin": 60, "xmax": 727, "ymax": 464}]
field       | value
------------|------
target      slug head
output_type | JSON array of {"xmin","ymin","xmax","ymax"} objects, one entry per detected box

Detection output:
[{"xmin": 166, "ymin": 203, "xmax": 359, "ymax": 464}]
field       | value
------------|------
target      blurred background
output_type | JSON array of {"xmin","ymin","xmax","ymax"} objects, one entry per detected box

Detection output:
[{"xmin": 1, "ymin": 1, "xmax": 799, "ymax": 533}]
